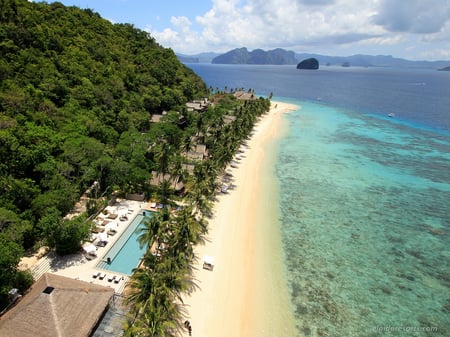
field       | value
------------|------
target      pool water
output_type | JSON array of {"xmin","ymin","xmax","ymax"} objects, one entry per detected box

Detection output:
[{"xmin": 96, "ymin": 211, "xmax": 153, "ymax": 275}]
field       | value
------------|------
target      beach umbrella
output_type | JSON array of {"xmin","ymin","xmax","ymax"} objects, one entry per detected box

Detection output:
[
  {"xmin": 105, "ymin": 222, "xmax": 116, "ymax": 231},
  {"xmin": 97, "ymin": 232, "xmax": 107, "ymax": 242},
  {"xmin": 82, "ymin": 243, "xmax": 96, "ymax": 254}
]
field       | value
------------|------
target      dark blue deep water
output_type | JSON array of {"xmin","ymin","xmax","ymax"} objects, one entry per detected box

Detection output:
[
  {"xmin": 189, "ymin": 64, "xmax": 450, "ymax": 134},
  {"xmin": 188, "ymin": 64, "xmax": 450, "ymax": 337}
]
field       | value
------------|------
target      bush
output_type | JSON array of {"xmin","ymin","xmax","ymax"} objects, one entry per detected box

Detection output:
[{"xmin": 15, "ymin": 270, "xmax": 34, "ymax": 293}]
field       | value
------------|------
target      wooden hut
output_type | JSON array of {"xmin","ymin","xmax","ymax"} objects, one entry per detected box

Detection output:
[{"xmin": 0, "ymin": 273, "xmax": 114, "ymax": 337}]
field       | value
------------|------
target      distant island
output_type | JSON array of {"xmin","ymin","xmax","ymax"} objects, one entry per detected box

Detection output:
[
  {"xmin": 211, "ymin": 47, "xmax": 297, "ymax": 65},
  {"xmin": 178, "ymin": 48, "xmax": 450, "ymax": 69},
  {"xmin": 438, "ymin": 66, "xmax": 450, "ymax": 71},
  {"xmin": 297, "ymin": 58, "xmax": 319, "ymax": 70}
]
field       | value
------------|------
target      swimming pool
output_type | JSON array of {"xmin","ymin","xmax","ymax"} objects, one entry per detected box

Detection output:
[{"xmin": 96, "ymin": 210, "xmax": 153, "ymax": 275}]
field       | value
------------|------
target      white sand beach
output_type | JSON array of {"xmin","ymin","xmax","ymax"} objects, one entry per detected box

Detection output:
[
  {"xmin": 20, "ymin": 100, "xmax": 299, "ymax": 335},
  {"xmin": 183, "ymin": 101, "xmax": 299, "ymax": 337}
]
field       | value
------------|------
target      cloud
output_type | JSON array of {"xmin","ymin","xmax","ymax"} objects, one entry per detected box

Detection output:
[
  {"xmin": 297, "ymin": 0, "xmax": 336, "ymax": 5},
  {"xmin": 373, "ymin": 0, "xmax": 450, "ymax": 34},
  {"xmin": 148, "ymin": 0, "xmax": 449, "ymax": 58}
]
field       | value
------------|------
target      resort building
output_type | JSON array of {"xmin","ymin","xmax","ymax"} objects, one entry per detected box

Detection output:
[
  {"xmin": 186, "ymin": 143, "xmax": 208, "ymax": 161},
  {"xmin": 150, "ymin": 171, "xmax": 185, "ymax": 193},
  {"xmin": 150, "ymin": 111, "xmax": 167, "ymax": 123},
  {"xmin": 186, "ymin": 98, "xmax": 209, "ymax": 112},
  {"xmin": 233, "ymin": 90, "xmax": 256, "ymax": 100},
  {"xmin": 223, "ymin": 114, "xmax": 237, "ymax": 125},
  {"xmin": 0, "ymin": 273, "xmax": 114, "ymax": 337}
]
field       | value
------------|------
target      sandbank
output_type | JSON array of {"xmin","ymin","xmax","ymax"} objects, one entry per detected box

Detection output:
[{"xmin": 183, "ymin": 101, "xmax": 299, "ymax": 337}]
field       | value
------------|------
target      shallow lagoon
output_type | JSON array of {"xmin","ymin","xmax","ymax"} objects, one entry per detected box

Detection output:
[{"xmin": 277, "ymin": 101, "xmax": 450, "ymax": 336}]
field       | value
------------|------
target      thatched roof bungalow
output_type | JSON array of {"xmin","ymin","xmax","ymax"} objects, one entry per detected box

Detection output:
[
  {"xmin": 186, "ymin": 98, "xmax": 209, "ymax": 112},
  {"xmin": 0, "ymin": 273, "xmax": 114, "ymax": 337},
  {"xmin": 150, "ymin": 171, "xmax": 185, "ymax": 192},
  {"xmin": 223, "ymin": 115, "xmax": 237, "ymax": 125},
  {"xmin": 233, "ymin": 90, "xmax": 255, "ymax": 100},
  {"xmin": 186, "ymin": 144, "xmax": 208, "ymax": 161},
  {"xmin": 182, "ymin": 163, "xmax": 195, "ymax": 175}
]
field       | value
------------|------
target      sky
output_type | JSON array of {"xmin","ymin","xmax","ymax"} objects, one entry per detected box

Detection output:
[{"xmin": 48, "ymin": 0, "xmax": 450, "ymax": 60}]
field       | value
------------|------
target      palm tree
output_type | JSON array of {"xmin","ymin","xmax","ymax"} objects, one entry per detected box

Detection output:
[
  {"xmin": 125, "ymin": 268, "xmax": 154, "ymax": 316},
  {"xmin": 153, "ymin": 141, "xmax": 172, "ymax": 177},
  {"xmin": 181, "ymin": 134, "xmax": 194, "ymax": 158},
  {"xmin": 136, "ymin": 208, "xmax": 171, "ymax": 253},
  {"xmin": 155, "ymin": 257, "xmax": 191, "ymax": 298},
  {"xmin": 169, "ymin": 207, "xmax": 205, "ymax": 263},
  {"xmin": 136, "ymin": 214, "xmax": 161, "ymax": 251},
  {"xmin": 188, "ymin": 184, "xmax": 212, "ymax": 217},
  {"xmin": 157, "ymin": 179, "xmax": 175, "ymax": 205},
  {"xmin": 124, "ymin": 267, "xmax": 183, "ymax": 337}
]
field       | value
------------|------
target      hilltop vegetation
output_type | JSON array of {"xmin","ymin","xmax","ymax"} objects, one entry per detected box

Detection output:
[
  {"xmin": 0, "ymin": 0, "xmax": 205, "ymax": 236},
  {"xmin": 0, "ymin": 2, "xmax": 273, "ymax": 331},
  {"xmin": 0, "ymin": 0, "xmax": 208, "ymax": 305}
]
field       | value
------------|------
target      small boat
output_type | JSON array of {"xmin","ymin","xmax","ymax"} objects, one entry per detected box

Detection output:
[{"xmin": 388, "ymin": 113, "xmax": 395, "ymax": 118}]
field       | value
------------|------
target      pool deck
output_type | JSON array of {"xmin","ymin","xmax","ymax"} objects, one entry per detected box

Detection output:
[{"xmin": 27, "ymin": 199, "xmax": 149, "ymax": 294}]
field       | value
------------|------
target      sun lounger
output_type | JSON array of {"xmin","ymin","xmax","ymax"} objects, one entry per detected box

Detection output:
[
  {"xmin": 99, "ymin": 273, "xmax": 106, "ymax": 280},
  {"xmin": 108, "ymin": 275, "xmax": 115, "ymax": 282},
  {"xmin": 92, "ymin": 271, "xmax": 101, "ymax": 278},
  {"xmin": 107, "ymin": 229, "xmax": 117, "ymax": 236},
  {"xmin": 114, "ymin": 276, "xmax": 121, "ymax": 284}
]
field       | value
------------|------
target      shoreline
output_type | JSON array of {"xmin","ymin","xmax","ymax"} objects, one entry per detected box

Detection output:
[{"xmin": 183, "ymin": 100, "xmax": 299, "ymax": 337}]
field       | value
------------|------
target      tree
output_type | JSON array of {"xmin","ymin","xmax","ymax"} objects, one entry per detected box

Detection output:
[
  {"xmin": 0, "ymin": 233, "xmax": 24, "ymax": 310},
  {"xmin": 137, "ymin": 212, "xmax": 164, "ymax": 252},
  {"xmin": 0, "ymin": 207, "xmax": 33, "ymax": 247},
  {"xmin": 153, "ymin": 141, "xmax": 173, "ymax": 177},
  {"xmin": 169, "ymin": 206, "xmax": 205, "ymax": 261},
  {"xmin": 39, "ymin": 208, "xmax": 89, "ymax": 255}
]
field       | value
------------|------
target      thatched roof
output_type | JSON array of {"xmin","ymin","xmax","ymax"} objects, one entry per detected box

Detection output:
[
  {"xmin": 186, "ymin": 99, "xmax": 208, "ymax": 112},
  {"xmin": 223, "ymin": 114, "xmax": 237, "ymax": 125},
  {"xmin": 0, "ymin": 273, "xmax": 114, "ymax": 337},
  {"xmin": 186, "ymin": 144, "xmax": 208, "ymax": 161},
  {"xmin": 182, "ymin": 163, "xmax": 195, "ymax": 175},
  {"xmin": 234, "ymin": 90, "xmax": 255, "ymax": 100},
  {"xmin": 150, "ymin": 171, "xmax": 185, "ymax": 191}
]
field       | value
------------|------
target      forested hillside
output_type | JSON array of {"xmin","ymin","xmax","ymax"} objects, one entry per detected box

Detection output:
[
  {"xmin": 0, "ymin": 0, "xmax": 207, "ymax": 304},
  {"xmin": 212, "ymin": 47, "xmax": 298, "ymax": 65}
]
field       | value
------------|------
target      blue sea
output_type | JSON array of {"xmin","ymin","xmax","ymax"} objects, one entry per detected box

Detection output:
[{"xmin": 187, "ymin": 64, "xmax": 450, "ymax": 337}]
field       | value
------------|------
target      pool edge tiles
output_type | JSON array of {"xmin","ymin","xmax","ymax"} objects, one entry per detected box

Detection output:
[{"xmin": 96, "ymin": 210, "xmax": 153, "ymax": 275}]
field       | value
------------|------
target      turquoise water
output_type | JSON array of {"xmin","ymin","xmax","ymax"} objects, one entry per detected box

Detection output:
[
  {"xmin": 96, "ymin": 211, "xmax": 152, "ymax": 275},
  {"xmin": 186, "ymin": 64, "xmax": 450, "ymax": 336},
  {"xmin": 276, "ymin": 100, "xmax": 450, "ymax": 337}
]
